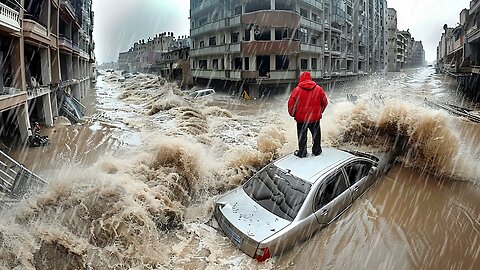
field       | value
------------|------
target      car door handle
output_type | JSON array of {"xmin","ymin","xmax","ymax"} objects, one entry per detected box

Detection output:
[
  {"xmin": 353, "ymin": 186, "xmax": 359, "ymax": 192},
  {"xmin": 321, "ymin": 209, "xmax": 329, "ymax": 216}
]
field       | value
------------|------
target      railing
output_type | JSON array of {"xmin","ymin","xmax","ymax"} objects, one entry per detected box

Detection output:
[
  {"xmin": 0, "ymin": 2, "xmax": 20, "ymax": 32},
  {"xmin": 59, "ymin": 35, "xmax": 73, "ymax": 50},
  {"xmin": 60, "ymin": 0, "xmax": 76, "ymax": 19},
  {"xmin": 0, "ymin": 150, "xmax": 46, "ymax": 197}
]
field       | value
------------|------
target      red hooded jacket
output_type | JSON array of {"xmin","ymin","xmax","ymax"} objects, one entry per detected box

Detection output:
[{"xmin": 288, "ymin": 72, "xmax": 328, "ymax": 123}]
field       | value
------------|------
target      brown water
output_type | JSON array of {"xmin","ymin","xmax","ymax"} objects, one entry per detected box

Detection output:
[{"xmin": 1, "ymin": 68, "xmax": 479, "ymax": 269}]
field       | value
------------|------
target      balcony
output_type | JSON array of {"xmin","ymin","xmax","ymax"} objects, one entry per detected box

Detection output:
[
  {"xmin": 0, "ymin": 91, "xmax": 27, "ymax": 112},
  {"xmin": 242, "ymin": 40, "xmax": 300, "ymax": 54},
  {"xmin": 0, "ymin": 3, "xmax": 20, "ymax": 33},
  {"xmin": 300, "ymin": 17, "xmax": 323, "ymax": 31},
  {"xmin": 242, "ymin": 10, "xmax": 300, "ymax": 29},
  {"xmin": 300, "ymin": 43, "xmax": 323, "ymax": 53},
  {"xmin": 192, "ymin": 69, "xmax": 226, "ymax": 80},
  {"xmin": 60, "ymin": 0, "xmax": 76, "ymax": 20},
  {"xmin": 470, "ymin": 0, "xmax": 480, "ymax": 15},
  {"xmin": 191, "ymin": 17, "xmax": 241, "ymax": 36},
  {"xmin": 190, "ymin": 43, "xmax": 240, "ymax": 57},
  {"xmin": 23, "ymin": 18, "xmax": 50, "ymax": 45},
  {"xmin": 59, "ymin": 35, "xmax": 73, "ymax": 52}
]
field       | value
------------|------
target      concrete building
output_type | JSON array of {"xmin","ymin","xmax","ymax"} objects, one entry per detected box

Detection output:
[
  {"xmin": 387, "ymin": 8, "xmax": 397, "ymax": 71},
  {"xmin": 410, "ymin": 40, "xmax": 425, "ymax": 67},
  {"xmin": 189, "ymin": 0, "xmax": 388, "ymax": 96},
  {"xmin": 117, "ymin": 32, "xmax": 191, "ymax": 73},
  {"xmin": 436, "ymin": 0, "xmax": 480, "ymax": 99},
  {"xmin": 0, "ymin": 0, "xmax": 96, "ymax": 146},
  {"xmin": 396, "ymin": 31, "xmax": 406, "ymax": 70}
]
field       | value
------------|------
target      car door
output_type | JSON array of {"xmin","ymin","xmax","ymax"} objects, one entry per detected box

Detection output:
[
  {"xmin": 344, "ymin": 161, "xmax": 374, "ymax": 202},
  {"xmin": 313, "ymin": 170, "xmax": 352, "ymax": 225}
]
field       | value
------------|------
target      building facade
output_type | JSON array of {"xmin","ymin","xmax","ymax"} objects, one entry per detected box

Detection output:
[
  {"xmin": 0, "ymin": 0, "xmax": 96, "ymax": 145},
  {"xmin": 386, "ymin": 8, "xmax": 397, "ymax": 71},
  {"xmin": 189, "ymin": 0, "xmax": 388, "ymax": 96},
  {"xmin": 436, "ymin": 0, "xmax": 480, "ymax": 99}
]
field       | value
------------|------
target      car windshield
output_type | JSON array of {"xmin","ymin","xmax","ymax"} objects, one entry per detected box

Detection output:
[
  {"xmin": 243, "ymin": 165, "xmax": 312, "ymax": 221},
  {"xmin": 189, "ymin": 92, "xmax": 198, "ymax": 97}
]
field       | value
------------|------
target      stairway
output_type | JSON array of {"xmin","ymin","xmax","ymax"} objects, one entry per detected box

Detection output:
[{"xmin": 0, "ymin": 150, "xmax": 47, "ymax": 203}]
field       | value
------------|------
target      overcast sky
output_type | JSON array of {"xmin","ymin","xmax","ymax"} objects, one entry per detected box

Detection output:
[{"xmin": 92, "ymin": 0, "xmax": 471, "ymax": 64}]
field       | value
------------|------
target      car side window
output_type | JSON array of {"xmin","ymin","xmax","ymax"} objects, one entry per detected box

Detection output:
[
  {"xmin": 314, "ymin": 170, "xmax": 349, "ymax": 211},
  {"xmin": 344, "ymin": 161, "xmax": 372, "ymax": 185}
]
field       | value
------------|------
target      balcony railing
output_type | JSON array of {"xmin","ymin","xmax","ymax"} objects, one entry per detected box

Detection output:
[
  {"xmin": 60, "ymin": 0, "xmax": 76, "ymax": 19},
  {"xmin": 59, "ymin": 35, "xmax": 73, "ymax": 51},
  {"xmin": 0, "ymin": 2, "xmax": 20, "ymax": 32}
]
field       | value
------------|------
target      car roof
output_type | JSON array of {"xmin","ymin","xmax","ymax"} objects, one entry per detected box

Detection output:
[
  {"xmin": 194, "ymin": 88, "xmax": 215, "ymax": 93},
  {"xmin": 273, "ymin": 148, "xmax": 354, "ymax": 183}
]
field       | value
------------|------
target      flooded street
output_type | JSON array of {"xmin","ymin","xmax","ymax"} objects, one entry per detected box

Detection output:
[{"xmin": 2, "ymin": 67, "xmax": 480, "ymax": 269}]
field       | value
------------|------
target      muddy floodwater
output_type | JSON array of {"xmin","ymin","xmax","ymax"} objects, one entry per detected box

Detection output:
[{"xmin": 2, "ymin": 67, "xmax": 480, "ymax": 269}]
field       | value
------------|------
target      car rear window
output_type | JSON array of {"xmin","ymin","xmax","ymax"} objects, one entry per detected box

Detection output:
[{"xmin": 243, "ymin": 165, "xmax": 312, "ymax": 221}]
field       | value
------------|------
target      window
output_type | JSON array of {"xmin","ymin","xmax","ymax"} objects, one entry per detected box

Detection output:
[
  {"xmin": 244, "ymin": 28, "xmax": 251, "ymax": 41},
  {"xmin": 301, "ymin": 59, "xmax": 308, "ymax": 70},
  {"xmin": 276, "ymin": 55, "xmax": 289, "ymax": 70},
  {"xmin": 244, "ymin": 57, "xmax": 249, "ymax": 71},
  {"xmin": 234, "ymin": 57, "xmax": 242, "ymax": 70},
  {"xmin": 231, "ymin": 32, "xmax": 239, "ymax": 43},
  {"xmin": 209, "ymin": 36, "xmax": 216, "ymax": 46},
  {"xmin": 243, "ymin": 165, "xmax": 312, "ymax": 221},
  {"xmin": 234, "ymin": 6, "xmax": 242, "ymax": 15},
  {"xmin": 344, "ymin": 162, "xmax": 372, "ymax": 185},
  {"xmin": 300, "ymin": 8, "xmax": 308, "ymax": 18},
  {"xmin": 199, "ymin": 60, "xmax": 207, "ymax": 69},
  {"xmin": 311, "ymin": 35, "xmax": 317, "ymax": 45},
  {"xmin": 213, "ymin": 59, "xmax": 219, "ymax": 70},
  {"xmin": 312, "ymin": 13, "xmax": 318, "ymax": 22},
  {"xmin": 311, "ymin": 58, "xmax": 317, "ymax": 70},
  {"xmin": 199, "ymin": 16, "xmax": 207, "ymax": 26},
  {"xmin": 314, "ymin": 171, "xmax": 349, "ymax": 211},
  {"xmin": 299, "ymin": 27, "xmax": 308, "ymax": 43},
  {"xmin": 199, "ymin": 40, "xmax": 204, "ymax": 48}
]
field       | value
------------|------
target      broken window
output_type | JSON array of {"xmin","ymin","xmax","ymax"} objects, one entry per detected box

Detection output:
[
  {"xmin": 209, "ymin": 37, "xmax": 216, "ymax": 46},
  {"xmin": 234, "ymin": 57, "xmax": 242, "ymax": 70},
  {"xmin": 245, "ymin": 0, "xmax": 271, "ymax": 13},
  {"xmin": 311, "ymin": 58, "xmax": 318, "ymax": 70},
  {"xmin": 275, "ymin": 55, "xmax": 289, "ymax": 70},
  {"xmin": 231, "ymin": 32, "xmax": 239, "ymax": 43},
  {"xmin": 199, "ymin": 60, "xmax": 207, "ymax": 69},
  {"xmin": 300, "ymin": 8, "xmax": 308, "ymax": 18},
  {"xmin": 301, "ymin": 59, "xmax": 308, "ymax": 70}
]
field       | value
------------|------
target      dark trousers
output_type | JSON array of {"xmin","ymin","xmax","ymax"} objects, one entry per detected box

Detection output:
[{"xmin": 297, "ymin": 121, "xmax": 322, "ymax": 156}]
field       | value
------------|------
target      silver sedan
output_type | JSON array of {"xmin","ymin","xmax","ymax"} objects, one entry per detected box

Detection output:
[{"xmin": 214, "ymin": 148, "xmax": 390, "ymax": 261}]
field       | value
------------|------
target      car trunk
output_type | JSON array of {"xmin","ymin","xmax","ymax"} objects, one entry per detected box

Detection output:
[{"xmin": 214, "ymin": 187, "xmax": 291, "ymax": 257}]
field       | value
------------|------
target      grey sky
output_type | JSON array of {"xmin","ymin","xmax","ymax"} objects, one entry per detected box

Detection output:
[
  {"xmin": 93, "ymin": 0, "xmax": 471, "ymax": 64},
  {"xmin": 389, "ymin": 0, "xmax": 471, "ymax": 62},
  {"xmin": 92, "ymin": 0, "xmax": 190, "ymax": 64}
]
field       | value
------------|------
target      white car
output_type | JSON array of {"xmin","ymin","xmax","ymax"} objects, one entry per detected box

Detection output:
[
  {"xmin": 214, "ymin": 148, "xmax": 392, "ymax": 261},
  {"xmin": 188, "ymin": 88, "xmax": 215, "ymax": 99}
]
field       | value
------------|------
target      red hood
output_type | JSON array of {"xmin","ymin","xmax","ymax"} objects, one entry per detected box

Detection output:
[{"xmin": 298, "ymin": 72, "xmax": 316, "ymax": 90}]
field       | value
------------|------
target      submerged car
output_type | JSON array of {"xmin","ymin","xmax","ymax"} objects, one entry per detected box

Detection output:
[
  {"xmin": 188, "ymin": 88, "xmax": 215, "ymax": 99},
  {"xmin": 214, "ymin": 148, "xmax": 386, "ymax": 261}
]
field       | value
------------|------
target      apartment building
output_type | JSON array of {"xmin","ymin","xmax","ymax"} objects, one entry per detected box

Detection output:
[
  {"xmin": 0, "ymin": 0, "xmax": 95, "ymax": 145},
  {"xmin": 117, "ymin": 32, "xmax": 188, "ymax": 73},
  {"xmin": 189, "ymin": 0, "xmax": 387, "ymax": 96},
  {"xmin": 386, "ymin": 8, "xmax": 397, "ymax": 71},
  {"xmin": 436, "ymin": 0, "xmax": 480, "ymax": 99}
]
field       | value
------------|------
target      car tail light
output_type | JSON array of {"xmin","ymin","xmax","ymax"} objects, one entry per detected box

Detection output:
[{"xmin": 254, "ymin": 247, "xmax": 270, "ymax": 262}]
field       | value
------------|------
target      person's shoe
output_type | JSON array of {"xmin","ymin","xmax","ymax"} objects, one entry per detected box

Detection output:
[
  {"xmin": 312, "ymin": 150, "xmax": 323, "ymax": 156},
  {"xmin": 294, "ymin": 150, "xmax": 307, "ymax": 158}
]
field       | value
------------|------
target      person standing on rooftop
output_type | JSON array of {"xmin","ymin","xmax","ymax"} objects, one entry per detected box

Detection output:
[{"xmin": 287, "ymin": 71, "xmax": 328, "ymax": 158}]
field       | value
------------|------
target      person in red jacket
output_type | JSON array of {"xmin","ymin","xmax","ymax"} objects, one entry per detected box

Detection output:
[{"xmin": 288, "ymin": 72, "xmax": 328, "ymax": 158}]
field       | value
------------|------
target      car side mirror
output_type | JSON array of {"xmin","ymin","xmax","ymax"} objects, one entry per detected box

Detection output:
[{"xmin": 369, "ymin": 166, "xmax": 378, "ymax": 175}]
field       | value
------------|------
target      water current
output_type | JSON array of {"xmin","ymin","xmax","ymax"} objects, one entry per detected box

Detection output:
[{"xmin": 2, "ymin": 67, "xmax": 479, "ymax": 269}]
